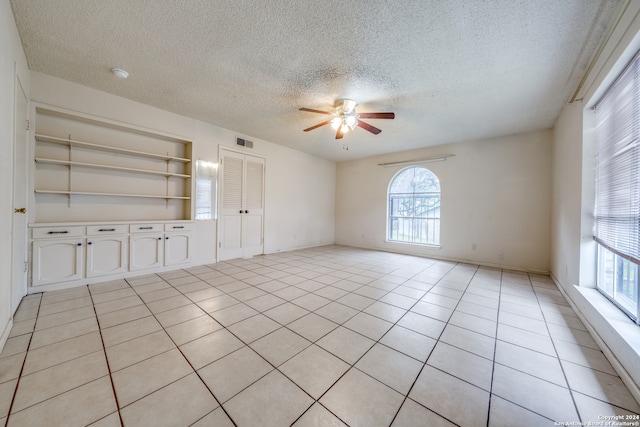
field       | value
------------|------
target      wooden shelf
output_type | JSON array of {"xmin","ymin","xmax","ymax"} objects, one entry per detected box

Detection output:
[
  {"xmin": 35, "ymin": 134, "xmax": 191, "ymax": 163},
  {"xmin": 35, "ymin": 158, "xmax": 191, "ymax": 178},
  {"xmin": 35, "ymin": 189, "xmax": 190, "ymax": 200}
]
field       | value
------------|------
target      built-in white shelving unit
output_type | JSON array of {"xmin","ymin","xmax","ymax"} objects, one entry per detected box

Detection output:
[
  {"xmin": 30, "ymin": 105, "xmax": 195, "ymax": 292},
  {"xmin": 33, "ymin": 105, "xmax": 193, "ymax": 222}
]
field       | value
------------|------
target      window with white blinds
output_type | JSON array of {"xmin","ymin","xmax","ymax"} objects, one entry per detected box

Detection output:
[
  {"xmin": 594, "ymin": 49, "xmax": 640, "ymax": 323},
  {"xmin": 594, "ymin": 51, "xmax": 640, "ymax": 265},
  {"xmin": 194, "ymin": 160, "xmax": 217, "ymax": 221}
]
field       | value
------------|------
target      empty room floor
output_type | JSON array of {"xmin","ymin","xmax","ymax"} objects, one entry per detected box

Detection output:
[{"xmin": 1, "ymin": 245, "xmax": 639, "ymax": 426}]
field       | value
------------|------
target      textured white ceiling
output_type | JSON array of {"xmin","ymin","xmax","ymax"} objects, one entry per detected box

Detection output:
[{"xmin": 10, "ymin": 0, "xmax": 622, "ymax": 162}]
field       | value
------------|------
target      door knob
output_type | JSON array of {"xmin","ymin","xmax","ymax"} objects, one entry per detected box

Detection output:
[{"xmin": 14, "ymin": 208, "xmax": 26, "ymax": 214}]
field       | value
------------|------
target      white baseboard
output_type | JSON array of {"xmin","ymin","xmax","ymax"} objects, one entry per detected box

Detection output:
[{"xmin": 0, "ymin": 317, "xmax": 14, "ymax": 355}]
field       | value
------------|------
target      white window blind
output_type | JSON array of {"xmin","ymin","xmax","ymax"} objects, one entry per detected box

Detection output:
[
  {"xmin": 594, "ymin": 51, "xmax": 640, "ymax": 265},
  {"xmin": 195, "ymin": 160, "xmax": 217, "ymax": 221}
]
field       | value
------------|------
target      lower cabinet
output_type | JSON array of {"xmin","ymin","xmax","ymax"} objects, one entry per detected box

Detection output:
[
  {"xmin": 86, "ymin": 225, "xmax": 128, "ymax": 278},
  {"xmin": 30, "ymin": 222, "xmax": 192, "ymax": 289},
  {"xmin": 130, "ymin": 223, "xmax": 192, "ymax": 270},
  {"xmin": 32, "ymin": 237, "xmax": 83, "ymax": 286},
  {"xmin": 164, "ymin": 223, "xmax": 192, "ymax": 266},
  {"xmin": 130, "ymin": 231, "xmax": 164, "ymax": 271}
]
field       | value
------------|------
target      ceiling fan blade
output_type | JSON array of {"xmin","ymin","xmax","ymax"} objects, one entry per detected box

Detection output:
[
  {"xmin": 357, "ymin": 120, "xmax": 382, "ymax": 135},
  {"xmin": 303, "ymin": 120, "xmax": 332, "ymax": 132},
  {"xmin": 336, "ymin": 127, "xmax": 344, "ymax": 139},
  {"xmin": 299, "ymin": 107, "xmax": 332, "ymax": 115},
  {"xmin": 358, "ymin": 112, "xmax": 395, "ymax": 119}
]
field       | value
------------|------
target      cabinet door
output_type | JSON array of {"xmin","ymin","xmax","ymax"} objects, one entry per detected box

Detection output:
[
  {"xmin": 32, "ymin": 238, "xmax": 83, "ymax": 286},
  {"xmin": 86, "ymin": 235, "xmax": 127, "ymax": 278},
  {"xmin": 164, "ymin": 232, "xmax": 191, "ymax": 266},
  {"xmin": 130, "ymin": 234, "xmax": 163, "ymax": 271}
]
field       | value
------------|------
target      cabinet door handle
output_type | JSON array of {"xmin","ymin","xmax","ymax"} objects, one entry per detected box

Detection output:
[
  {"xmin": 165, "ymin": 236, "xmax": 169, "ymax": 240},
  {"xmin": 77, "ymin": 243, "xmax": 82, "ymax": 246},
  {"xmin": 157, "ymin": 237, "xmax": 162, "ymax": 240},
  {"xmin": 172, "ymin": 226, "xmax": 184, "ymax": 229},
  {"xmin": 88, "ymin": 241, "xmax": 93, "ymax": 245},
  {"xmin": 239, "ymin": 210, "xmax": 243, "ymax": 214},
  {"xmin": 48, "ymin": 231, "xmax": 69, "ymax": 234},
  {"xmin": 245, "ymin": 210, "xmax": 249, "ymax": 214},
  {"xmin": 139, "ymin": 226, "xmax": 153, "ymax": 230},
  {"xmin": 99, "ymin": 228, "xmax": 116, "ymax": 232}
]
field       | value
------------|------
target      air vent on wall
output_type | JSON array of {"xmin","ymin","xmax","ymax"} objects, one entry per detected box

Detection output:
[{"xmin": 236, "ymin": 137, "xmax": 254, "ymax": 149}]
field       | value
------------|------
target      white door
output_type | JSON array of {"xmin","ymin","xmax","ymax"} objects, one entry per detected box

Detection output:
[
  {"xmin": 242, "ymin": 157, "xmax": 265, "ymax": 257},
  {"xmin": 218, "ymin": 149, "xmax": 265, "ymax": 261},
  {"xmin": 11, "ymin": 75, "xmax": 28, "ymax": 311}
]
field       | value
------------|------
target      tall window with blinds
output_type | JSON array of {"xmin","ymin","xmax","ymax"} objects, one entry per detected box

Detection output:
[
  {"xmin": 594, "ymin": 50, "xmax": 640, "ymax": 323},
  {"xmin": 387, "ymin": 166, "xmax": 440, "ymax": 246},
  {"xmin": 194, "ymin": 160, "xmax": 218, "ymax": 221}
]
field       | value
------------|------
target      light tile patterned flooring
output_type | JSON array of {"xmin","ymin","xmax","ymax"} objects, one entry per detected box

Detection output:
[{"xmin": 1, "ymin": 245, "xmax": 639, "ymax": 426}]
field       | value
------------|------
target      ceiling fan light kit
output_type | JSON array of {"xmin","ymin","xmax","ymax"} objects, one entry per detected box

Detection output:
[{"xmin": 300, "ymin": 99, "xmax": 395, "ymax": 149}]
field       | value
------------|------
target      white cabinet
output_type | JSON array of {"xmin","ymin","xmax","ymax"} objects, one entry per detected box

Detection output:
[
  {"xmin": 86, "ymin": 225, "xmax": 127, "ymax": 278},
  {"xmin": 30, "ymin": 221, "xmax": 193, "ymax": 290},
  {"xmin": 130, "ymin": 224, "xmax": 164, "ymax": 271},
  {"xmin": 164, "ymin": 223, "xmax": 192, "ymax": 266},
  {"xmin": 32, "ymin": 226, "xmax": 84, "ymax": 286}
]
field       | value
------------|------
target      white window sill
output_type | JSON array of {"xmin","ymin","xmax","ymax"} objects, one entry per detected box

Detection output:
[{"xmin": 385, "ymin": 240, "xmax": 442, "ymax": 250}]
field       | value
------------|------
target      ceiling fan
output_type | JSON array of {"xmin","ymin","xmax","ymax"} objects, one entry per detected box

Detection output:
[{"xmin": 299, "ymin": 99, "xmax": 395, "ymax": 140}]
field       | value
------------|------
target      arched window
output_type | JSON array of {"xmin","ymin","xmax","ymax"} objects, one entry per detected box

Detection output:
[{"xmin": 388, "ymin": 166, "xmax": 440, "ymax": 245}]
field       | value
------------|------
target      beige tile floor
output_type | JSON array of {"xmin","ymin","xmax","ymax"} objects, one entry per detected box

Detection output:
[{"xmin": 1, "ymin": 245, "xmax": 639, "ymax": 426}]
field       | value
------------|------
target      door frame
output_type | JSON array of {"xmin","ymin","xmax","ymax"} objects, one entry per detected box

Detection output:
[
  {"xmin": 11, "ymin": 72, "xmax": 29, "ymax": 312},
  {"xmin": 217, "ymin": 146, "xmax": 266, "ymax": 262}
]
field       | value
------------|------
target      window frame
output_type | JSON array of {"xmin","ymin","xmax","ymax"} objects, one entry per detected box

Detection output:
[
  {"xmin": 386, "ymin": 166, "xmax": 441, "ymax": 247},
  {"xmin": 593, "ymin": 48, "xmax": 640, "ymax": 325}
]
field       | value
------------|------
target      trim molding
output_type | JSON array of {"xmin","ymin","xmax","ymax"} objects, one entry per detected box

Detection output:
[{"xmin": 0, "ymin": 318, "xmax": 14, "ymax": 355}]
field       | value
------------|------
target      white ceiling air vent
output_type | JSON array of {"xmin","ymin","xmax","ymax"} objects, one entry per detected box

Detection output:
[{"xmin": 236, "ymin": 137, "xmax": 253, "ymax": 148}]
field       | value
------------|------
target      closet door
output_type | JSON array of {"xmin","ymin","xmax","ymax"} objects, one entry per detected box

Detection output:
[
  {"xmin": 242, "ymin": 156, "xmax": 264, "ymax": 257},
  {"xmin": 219, "ymin": 149, "xmax": 265, "ymax": 261}
]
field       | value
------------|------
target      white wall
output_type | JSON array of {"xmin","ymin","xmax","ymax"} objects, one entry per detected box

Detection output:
[
  {"xmin": 550, "ymin": 2, "xmax": 640, "ymax": 400},
  {"xmin": 336, "ymin": 130, "xmax": 552, "ymax": 273},
  {"xmin": 0, "ymin": 0, "xmax": 30, "ymax": 349},
  {"xmin": 263, "ymin": 143, "xmax": 335, "ymax": 253},
  {"xmin": 550, "ymin": 101, "xmax": 585, "ymax": 286},
  {"xmin": 29, "ymin": 72, "xmax": 335, "ymax": 265}
]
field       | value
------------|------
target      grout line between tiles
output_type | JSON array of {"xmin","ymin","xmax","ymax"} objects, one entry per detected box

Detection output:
[
  {"xmin": 87, "ymin": 284, "xmax": 125, "ymax": 427},
  {"xmin": 485, "ymin": 268, "xmax": 504, "ymax": 426},
  {"xmin": 388, "ymin": 263, "xmax": 480, "ymax": 426},
  {"xmin": 141, "ymin": 270, "xmax": 240, "ymax": 426},
  {"xmin": 3, "ymin": 293, "xmax": 43, "ymax": 427},
  {"xmin": 530, "ymin": 275, "xmax": 584, "ymax": 424}
]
